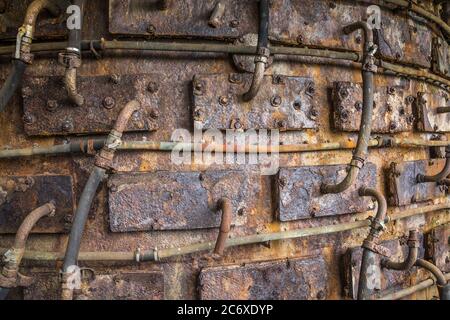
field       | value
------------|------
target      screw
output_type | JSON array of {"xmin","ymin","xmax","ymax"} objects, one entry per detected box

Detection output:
[
  {"xmin": 23, "ymin": 113, "xmax": 35, "ymax": 124},
  {"xmin": 271, "ymin": 95, "xmax": 282, "ymax": 107},
  {"xmin": 62, "ymin": 120, "xmax": 74, "ymax": 132},
  {"xmin": 219, "ymin": 96, "xmax": 229, "ymax": 106},
  {"xmin": 293, "ymin": 100, "xmax": 302, "ymax": 111},
  {"xmin": 110, "ymin": 74, "xmax": 121, "ymax": 84},
  {"xmin": 354, "ymin": 101, "xmax": 363, "ymax": 111},
  {"xmin": 46, "ymin": 100, "xmax": 59, "ymax": 112},
  {"xmin": 147, "ymin": 81, "xmax": 159, "ymax": 93},
  {"xmin": 102, "ymin": 97, "xmax": 115, "ymax": 109},
  {"xmin": 229, "ymin": 19, "xmax": 239, "ymax": 28},
  {"xmin": 147, "ymin": 24, "xmax": 156, "ymax": 35}
]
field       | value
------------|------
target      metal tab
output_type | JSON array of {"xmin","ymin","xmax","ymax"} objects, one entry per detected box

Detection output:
[
  {"xmin": 0, "ymin": 175, "xmax": 74, "ymax": 234},
  {"xmin": 332, "ymin": 82, "xmax": 414, "ymax": 133},
  {"xmin": 269, "ymin": 0, "xmax": 432, "ymax": 68},
  {"xmin": 425, "ymin": 224, "xmax": 449, "ymax": 273},
  {"xmin": 199, "ymin": 256, "xmax": 328, "ymax": 300},
  {"xmin": 193, "ymin": 74, "xmax": 317, "ymax": 131},
  {"xmin": 431, "ymin": 37, "xmax": 449, "ymax": 78},
  {"xmin": 277, "ymin": 163, "xmax": 377, "ymax": 221},
  {"xmin": 109, "ymin": 0, "xmax": 256, "ymax": 39},
  {"xmin": 414, "ymin": 91, "xmax": 450, "ymax": 133},
  {"xmin": 343, "ymin": 237, "xmax": 425, "ymax": 300},
  {"xmin": 108, "ymin": 170, "xmax": 260, "ymax": 232},
  {"xmin": 24, "ymin": 271, "xmax": 164, "ymax": 300},
  {"xmin": 22, "ymin": 74, "xmax": 161, "ymax": 136},
  {"xmin": 386, "ymin": 160, "xmax": 446, "ymax": 207}
]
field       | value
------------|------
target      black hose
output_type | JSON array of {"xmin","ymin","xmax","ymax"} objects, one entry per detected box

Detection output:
[
  {"xmin": 257, "ymin": 0, "xmax": 269, "ymax": 48},
  {"xmin": 67, "ymin": 0, "xmax": 85, "ymax": 52},
  {"xmin": 62, "ymin": 166, "xmax": 106, "ymax": 271},
  {"xmin": 0, "ymin": 60, "xmax": 27, "ymax": 112},
  {"xmin": 439, "ymin": 284, "xmax": 450, "ymax": 300}
]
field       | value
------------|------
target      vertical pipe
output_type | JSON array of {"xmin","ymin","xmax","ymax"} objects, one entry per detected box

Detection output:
[{"xmin": 213, "ymin": 198, "xmax": 232, "ymax": 256}]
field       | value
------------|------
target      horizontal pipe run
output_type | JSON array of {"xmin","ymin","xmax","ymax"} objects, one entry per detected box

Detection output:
[
  {"xmin": 2, "ymin": 137, "xmax": 450, "ymax": 159},
  {"xmin": 3, "ymin": 202, "xmax": 448, "ymax": 263},
  {"xmin": 378, "ymin": 273, "xmax": 450, "ymax": 300}
]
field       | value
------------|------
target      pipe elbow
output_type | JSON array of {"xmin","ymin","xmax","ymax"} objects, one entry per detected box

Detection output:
[
  {"xmin": 242, "ymin": 59, "xmax": 266, "ymax": 102},
  {"xmin": 113, "ymin": 100, "xmax": 141, "ymax": 134},
  {"xmin": 24, "ymin": 0, "xmax": 61, "ymax": 28},
  {"xmin": 343, "ymin": 21, "xmax": 374, "ymax": 48},
  {"xmin": 415, "ymin": 259, "xmax": 447, "ymax": 287},
  {"xmin": 213, "ymin": 198, "xmax": 233, "ymax": 256},
  {"xmin": 64, "ymin": 68, "xmax": 84, "ymax": 107},
  {"xmin": 382, "ymin": 230, "xmax": 420, "ymax": 271},
  {"xmin": 320, "ymin": 165, "xmax": 359, "ymax": 194},
  {"xmin": 417, "ymin": 153, "xmax": 450, "ymax": 183}
]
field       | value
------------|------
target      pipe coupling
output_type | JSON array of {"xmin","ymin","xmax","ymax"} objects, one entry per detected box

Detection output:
[
  {"xmin": 14, "ymin": 25, "xmax": 34, "ymax": 64},
  {"xmin": 255, "ymin": 47, "xmax": 270, "ymax": 65},
  {"xmin": 406, "ymin": 230, "xmax": 420, "ymax": 248},
  {"xmin": 350, "ymin": 156, "xmax": 365, "ymax": 169},
  {"xmin": 94, "ymin": 129, "xmax": 122, "ymax": 170},
  {"xmin": 58, "ymin": 51, "xmax": 82, "ymax": 69}
]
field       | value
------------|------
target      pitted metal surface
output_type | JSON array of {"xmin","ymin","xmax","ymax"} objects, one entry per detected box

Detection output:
[
  {"xmin": 414, "ymin": 91, "xmax": 450, "ymax": 133},
  {"xmin": 425, "ymin": 224, "xmax": 449, "ymax": 273}
]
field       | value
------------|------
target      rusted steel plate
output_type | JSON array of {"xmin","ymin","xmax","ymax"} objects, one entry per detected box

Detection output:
[
  {"xmin": 108, "ymin": 170, "xmax": 259, "ymax": 232},
  {"xmin": 386, "ymin": 160, "xmax": 446, "ymax": 207},
  {"xmin": 414, "ymin": 91, "xmax": 450, "ymax": 133},
  {"xmin": 0, "ymin": 0, "xmax": 68, "ymax": 40},
  {"xmin": 0, "ymin": 175, "xmax": 73, "ymax": 234},
  {"xmin": 24, "ymin": 271, "xmax": 164, "ymax": 300},
  {"xmin": 269, "ymin": 0, "xmax": 432, "ymax": 68},
  {"xmin": 109, "ymin": 0, "xmax": 256, "ymax": 39},
  {"xmin": 425, "ymin": 224, "xmax": 449, "ymax": 273},
  {"xmin": 277, "ymin": 163, "xmax": 377, "ymax": 221},
  {"xmin": 343, "ymin": 237, "xmax": 425, "ymax": 300},
  {"xmin": 22, "ymin": 74, "xmax": 161, "ymax": 136},
  {"xmin": 192, "ymin": 73, "xmax": 317, "ymax": 131},
  {"xmin": 199, "ymin": 256, "xmax": 328, "ymax": 300},
  {"xmin": 332, "ymin": 82, "xmax": 414, "ymax": 133},
  {"xmin": 432, "ymin": 37, "xmax": 450, "ymax": 78}
]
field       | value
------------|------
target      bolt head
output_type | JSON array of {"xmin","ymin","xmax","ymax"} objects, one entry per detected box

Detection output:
[
  {"xmin": 229, "ymin": 19, "xmax": 239, "ymax": 28},
  {"xmin": 219, "ymin": 96, "xmax": 229, "ymax": 106},
  {"xmin": 62, "ymin": 120, "xmax": 74, "ymax": 132},
  {"xmin": 147, "ymin": 24, "xmax": 156, "ymax": 35},
  {"xmin": 102, "ymin": 97, "xmax": 115, "ymax": 109},
  {"xmin": 271, "ymin": 95, "xmax": 282, "ymax": 107},
  {"xmin": 147, "ymin": 81, "xmax": 159, "ymax": 93},
  {"xmin": 46, "ymin": 100, "xmax": 59, "ymax": 112},
  {"xmin": 22, "ymin": 113, "xmax": 35, "ymax": 124},
  {"xmin": 293, "ymin": 101, "xmax": 302, "ymax": 111},
  {"xmin": 354, "ymin": 101, "xmax": 363, "ymax": 111},
  {"xmin": 110, "ymin": 74, "xmax": 121, "ymax": 84}
]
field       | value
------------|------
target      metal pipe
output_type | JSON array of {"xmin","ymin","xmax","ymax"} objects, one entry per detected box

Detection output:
[
  {"xmin": 379, "ymin": 273, "xmax": 450, "ymax": 300},
  {"xmin": 61, "ymin": 100, "xmax": 141, "ymax": 300},
  {"xmin": 0, "ymin": 0, "xmax": 61, "ymax": 112},
  {"xmin": 381, "ymin": 230, "xmax": 419, "ymax": 270},
  {"xmin": 356, "ymin": 187, "xmax": 388, "ymax": 300},
  {"xmin": 321, "ymin": 21, "xmax": 377, "ymax": 194},
  {"xmin": 60, "ymin": 0, "xmax": 85, "ymax": 107},
  {"xmin": 242, "ymin": 0, "xmax": 269, "ymax": 101},
  {"xmin": 417, "ymin": 147, "xmax": 450, "ymax": 183},
  {"xmin": 208, "ymin": 1, "xmax": 225, "ymax": 28},
  {"xmin": 0, "ymin": 203, "xmax": 55, "ymax": 297},
  {"xmin": 415, "ymin": 259, "xmax": 449, "ymax": 300},
  {"xmin": 437, "ymin": 107, "xmax": 450, "ymax": 114},
  {"xmin": 213, "ymin": 198, "xmax": 232, "ymax": 256}
]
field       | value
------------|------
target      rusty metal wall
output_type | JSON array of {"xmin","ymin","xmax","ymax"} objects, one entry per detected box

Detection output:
[{"xmin": 0, "ymin": 0, "xmax": 449, "ymax": 300}]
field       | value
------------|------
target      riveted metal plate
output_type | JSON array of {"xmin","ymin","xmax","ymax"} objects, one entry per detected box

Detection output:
[
  {"xmin": 108, "ymin": 170, "xmax": 259, "ymax": 232},
  {"xmin": 332, "ymin": 82, "xmax": 414, "ymax": 133},
  {"xmin": 343, "ymin": 237, "xmax": 425, "ymax": 300},
  {"xmin": 269, "ymin": 0, "xmax": 432, "ymax": 68},
  {"xmin": 425, "ymin": 224, "xmax": 449, "ymax": 273},
  {"xmin": 0, "ymin": 175, "xmax": 73, "ymax": 234},
  {"xmin": 386, "ymin": 160, "xmax": 446, "ymax": 207},
  {"xmin": 432, "ymin": 37, "xmax": 450, "ymax": 78},
  {"xmin": 0, "ymin": 0, "xmax": 69, "ymax": 40},
  {"xmin": 192, "ymin": 74, "xmax": 317, "ymax": 131},
  {"xmin": 199, "ymin": 256, "xmax": 328, "ymax": 300},
  {"xmin": 22, "ymin": 74, "xmax": 161, "ymax": 136},
  {"xmin": 24, "ymin": 271, "xmax": 164, "ymax": 300},
  {"xmin": 414, "ymin": 91, "xmax": 450, "ymax": 133},
  {"xmin": 277, "ymin": 163, "xmax": 377, "ymax": 221},
  {"xmin": 109, "ymin": 0, "xmax": 256, "ymax": 39}
]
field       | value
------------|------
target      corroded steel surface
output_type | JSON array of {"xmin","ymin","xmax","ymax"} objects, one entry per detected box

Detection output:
[
  {"xmin": 332, "ymin": 82, "xmax": 414, "ymax": 133},
  {"xmin": 277, "ymin": 163, "xmax": 377, "ymax": 221},
  {"xmin": 193, "ymin": 74, "xmax": 317, "ymax": 131},
  {"xmin": 343, "ymin": 236, "xmax": 425, "ymax": 300},
  {"xmin": 0, "ymin": 175, "xmax": 73, "ymax": 234},
  {"xmin": 108, "ymin": 170, "xmax": 259, "ymax": 232},
  {"xmin": 425, "ymin": 224, "xmax": 449, "ymax": 273},
  {"xmin": 386, "ymin": 160, "xmax": 447, "ymax": 206},
  {"xmin": 414, "ymin": 91, "xmax": 450, "ymax": 132},
  {"xmin": 199, "ymin": 256, "xmax": 328, "ymax": 300},
  {"xmin": 22, "ymin": 74, "xmax": 161, "ymax": 136}
]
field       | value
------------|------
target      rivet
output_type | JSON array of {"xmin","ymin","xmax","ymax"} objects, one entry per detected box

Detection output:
[
  {"xmin": 22, "ymin": 113, "xmax": 35, "ymax": 124},
  {"xmin": 147, "ymin": 24, "xmax": 156, "ymax": 35},
  {"xmin": 293, "ymin": 100, "xmax": 302, "ymax": 111},
  {"xmin": 147, "ymin": 81, "xmax": 159, "ymax": 93},
  {"xmin": 62, "ymin": 120, "xmax": 74, "ymax": 132},
  {"xmin": 229, "ymin": 19, "xmax": 240, "ymax": 28},
  {"xmin": 46, "ymin": 100, "xmax": 59, "ymax": 112},
  {"xmin": 354, "ymin": 101, "xmax": 363, "ymax": 111},
  {"xmin": 271, "ymin": 95, "xmax": 282, "ymax": 107},
  {"xmin": 219, "ymin": 96, "xmax": 229, "ymax": 106},
  {"xmin": 110, "ymin": 74, "xmax": 121, "ymax": 84},
  {"xmin": 102, "ymin": 97, "xmax": 115, "ymax": 109}
]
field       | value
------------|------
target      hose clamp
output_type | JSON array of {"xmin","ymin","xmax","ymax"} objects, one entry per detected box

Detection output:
[{"xmin": 350, "ymin": 156, "xmax": 365, "ymax": 169}]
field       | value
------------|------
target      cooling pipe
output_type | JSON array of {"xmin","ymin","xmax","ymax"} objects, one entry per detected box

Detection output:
[
  {"xmin": 356, "ymin": 187, "xmax": 388, "ymax": 300},
  {"xmin": 61, "ymin": 100, "xmax": 140, "ymax": 300},
  {"xmin": 381, "ymin": 230, "xmax": 420, "ymax": 271},
  {"xmin": 59, "ymin": 0, "xmax": 85, "ymax": 107},
  {"xmin": 0, "ymin": 202, "xmax": 56, "ymax": 300},
  {"xmin": 417, "ymin": 146, "xmax": 450, "ymax": 183},
  {"xmin": 321, "ymin": 21, "xmax": 377, "ymax": 194},
  {"xmin": 242, "ymin": 0, "xmax": 269, "ymax": 101},
  {"xmin": 0, "ymin": 0, "xmax": 64, "ymax": 112},
  {"xmin": 415, "ymin": 259, "xmax": 449, "ymax": 300},
  {"xmin": 213, "ymin": 198, "xmax": 232, "ymax": 256}
]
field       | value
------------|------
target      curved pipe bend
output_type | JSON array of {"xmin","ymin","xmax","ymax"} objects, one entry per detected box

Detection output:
[
  {"xmin": 417, "ymin": 147, "xmax": 450, "ymax": 183},
  {"xmin": 381, "ymin": 230, "xmax": 419, "ymax": 271},
  {"xmin": 242, "ymin": 0, "xmax": 269, "ymax": 102},
  {"xmin": 321, "ymin": 21, "xmax": 376, "ymax": 195},
  {"xmin": 213, "ymin": 198, "xmax": 232, "ymax": 256},
  {"xmin": 415, "ymin": 259, "xmax": 447, "ymax": 287}
]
